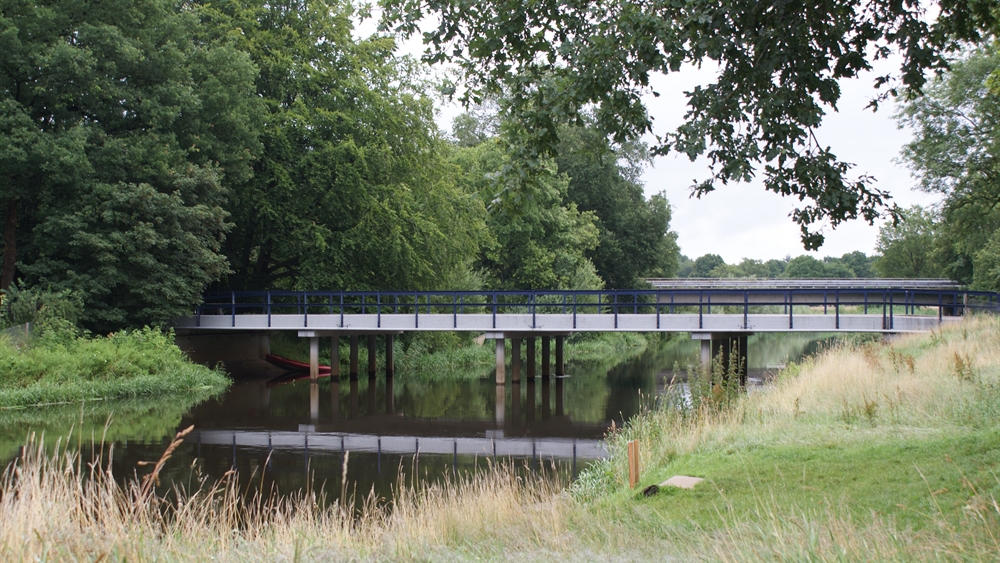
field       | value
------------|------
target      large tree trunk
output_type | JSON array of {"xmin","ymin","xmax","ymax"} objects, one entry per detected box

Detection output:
[{"xmin": 1, "ymin": 199, "xmax": 16, "ymax": 291}]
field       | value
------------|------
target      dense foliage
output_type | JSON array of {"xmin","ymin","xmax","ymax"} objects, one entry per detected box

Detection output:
[
  {"xmin": 0, "ymin": 0, "xmax": 260, "ymax": 331},
  {"xmin": 895, "ymin": 46, "xmax": 1000, "ymax": 290},
  {"xmin": 0, "ymin": 0, "xmax": 683, "ymax": 329}
]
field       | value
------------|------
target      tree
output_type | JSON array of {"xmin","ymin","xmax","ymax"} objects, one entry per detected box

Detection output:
[
  {"xmin": 691, "ymin": 254, "xmax": 725, "ymax": 277},
  {"xmin": 781, "ymin": 256, "xmax": 831, "ymax": 279},
  {"xmin": 897, "ymin": 46, "xmax": 1000, "ymax": 285},
  {"xmin": 874, "ymin": 206, "xmax": 942, "ymax": 278},
  {"xmin": 203, "ymin": 0, "xmax": 486, "ymax": 291},
  {"xmin": 555, "ymin": 118, "xmax": 679, "ymax": 287},
  {"xmin": 1, "ymin": 0, "xmax": 261, "ymax": 330},
  {"xmin": 837, "ymin": 251, "xmax": 876, "ymax": 278},
  {"xmin": 450, "ymin": 139, "xmax": 601, "ymax": 289},
  {"xmin": 382, "ymin": 0, "xmax": 998, "ymax": 249}
]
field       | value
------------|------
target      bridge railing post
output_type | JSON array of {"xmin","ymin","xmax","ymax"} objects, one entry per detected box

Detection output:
[
  {"xmin": 835, "ymin": 290, "xmax": 840, "ymax": 329},
  {"xmin": 698, "ymin": 290, "xmax": 703, "ymax": 330},
  {"xmin": 743, "ymin": 290, "xmax": 748, "ymax": 329},
  {"xmin": 788, "ymin": 290, "xmax": 793, "ymax": 329}
]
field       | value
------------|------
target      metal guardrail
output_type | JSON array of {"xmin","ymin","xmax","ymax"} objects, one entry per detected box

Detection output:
[
  {"xmin": 193, "ymin": 288, "xmax": 1000, "ymax": 331},
  {"xmin": 646, "ymin": 278, "xmax": 963, "ymax": 290}
]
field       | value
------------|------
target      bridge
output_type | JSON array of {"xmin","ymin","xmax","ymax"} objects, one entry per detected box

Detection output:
[{"xmin": 175, "ymin": 280, "xmax": 999, "ymax": 386}]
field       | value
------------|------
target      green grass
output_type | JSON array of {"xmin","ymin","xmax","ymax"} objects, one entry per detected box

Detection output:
[{"xmin": 0, "ymin": 327, "xmax": 230, "ymax": 408}]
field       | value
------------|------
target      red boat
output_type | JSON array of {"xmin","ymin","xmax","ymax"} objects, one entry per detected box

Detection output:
[{"xmin": 265, "ymin": 354, "xmax": 332, "ymax": 374}]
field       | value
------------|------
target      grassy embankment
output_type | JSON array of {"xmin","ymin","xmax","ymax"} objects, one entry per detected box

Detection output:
[
  {"xmin": 3, "ymin": 317, "xmax": 1000, "ymax": 561},
  {"xmin": 270, "ymin": 330, "xmax": 658, "ymax": 380},
  {"xmin": 0, "ymin": 327, "xmax": 230, "ymax": 409}
]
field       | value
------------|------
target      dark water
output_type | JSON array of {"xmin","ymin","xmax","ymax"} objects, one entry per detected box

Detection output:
[{"xmin": 2, "ymin": 333, "xmax": 838, "ymax": 504}]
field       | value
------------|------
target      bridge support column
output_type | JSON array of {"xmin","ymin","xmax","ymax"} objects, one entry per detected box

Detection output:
[
  {"xmin": 310, "ymin": 381, "xmax": 319, "ymax": 422},
  {"xmin": 330, "ymin": 336, "xmax": 340, "ymax": 378},
  {"xmin": 511, "ymin": 337, "xmax": 521, "ymax": 383},
  {"xmin": 694, "ymin": 333, "xmax": 749, "ymax": 387},
  {"xmin": 526, "ymin": 337, "xmax": 536, "ymax": 379},
  {"xmin": 555, "ymin": 336, "xmax": 565, "ymax": 376},
  {"xmin": 330, "ymin": 379, "xmax": 339, "ymax": 418},
  {"xmin": 495, "ymin": 384, "xmax": 505, "ymax": 427},
  {"xmin": 541, "ymin": 377, "xmax": 551, "ymax": 419},
  {"xmin": 541, "ymin": 336, "xmax": 550, "ymax": 380},
  {"xmin": 555, "ymin": 377, "xmax": 564, "ymax": 417},
  {"xmin": 349, "ymin": 379, "xmax": 359, "ymax": 418},
  {"xmin": 495, "ymin": 338, "xmax": 506, "ymax": 384},
  {"xmin": 385, "ymin": 376, "xmax": 394, "ymax": 414},
  {"xmin": 385, "ymin": 334, "xmax": 394, "ymax": 377},
  {"xmin": 367, "ymin": 335, "xmax": 377, "ymax": 376},
  {"xmin": 309, "ymin": 337, "xmax": 319, "ymax": 380},
  {"xmin": 526, "ymin": 378, "xmax": 536, "ymax": 422},
  {"xmin": 349, "ymin": 335, "xmax": 359, "ymax": 380}
]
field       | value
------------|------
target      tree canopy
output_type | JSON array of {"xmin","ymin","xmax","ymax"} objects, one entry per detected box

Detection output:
[
  {"xmin": 897, "ymin": 45, "xmax": 1000, "ymax": 289},
  {"xmin": 1, "ymin": 0, "xmax": 260, "ymax": 330},
  {"xmin": 382, "ymin": 0, "xmax": 999, "ymax": 250}
]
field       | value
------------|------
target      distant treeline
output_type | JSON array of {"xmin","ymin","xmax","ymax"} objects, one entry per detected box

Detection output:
[{"xmin": 674, "ymin": 252, "xmax": 877, "ymax": 280}]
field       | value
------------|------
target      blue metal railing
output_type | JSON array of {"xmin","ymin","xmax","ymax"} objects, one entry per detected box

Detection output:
[{"xmin": 193, "ymin": 288, "xmax": 1000, "ymax": 329}]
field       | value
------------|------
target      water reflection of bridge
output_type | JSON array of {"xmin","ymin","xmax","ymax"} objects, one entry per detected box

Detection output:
[{"xmin": 194, "ymin": 429, "xmax": 606, "ymax": 460}]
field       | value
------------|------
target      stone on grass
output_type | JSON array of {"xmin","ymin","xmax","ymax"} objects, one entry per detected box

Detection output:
[{"xmin": 659, "ymin": 476, "xmax": 703, "ymax": 489}]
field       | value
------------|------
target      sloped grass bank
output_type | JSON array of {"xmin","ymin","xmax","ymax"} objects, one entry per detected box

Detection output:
[
  {"xmin": 2, "ymin": 319, "xmax": 999, "ymax": 561},
  {"xmin": 0, "ymin": 328, "xmax": 230, "ymax": 408}
]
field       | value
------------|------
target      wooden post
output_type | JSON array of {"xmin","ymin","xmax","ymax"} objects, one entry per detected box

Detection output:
[
  {"xmin": 627, "ymin": 440, "xmax": 640, "ymax": 488},
  {"xmin": 367, "ymin": 334, "xmax": 377, "ymax": 375},
  {"xmin": 309, "ymin": 337, "xmax": 319, "ymax": 380}
]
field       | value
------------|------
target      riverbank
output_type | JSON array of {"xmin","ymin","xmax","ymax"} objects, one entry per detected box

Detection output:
[
  {"xmin": 2, "ymin": 318, "xmax": 999, "ymax": 561},
  {"xmin": 0, "ymin": 327, "xmax": 230, "ymax": 409}
]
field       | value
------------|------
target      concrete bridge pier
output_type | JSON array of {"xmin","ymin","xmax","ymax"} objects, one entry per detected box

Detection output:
[
  {"xmin": 526, "ymin": 338, "xmax": 536, "ymax": 379},
  {"xmin": 349, "ymin": 335, "xmax": 359, "ymax": 380},
  {"xmin": 693, "ymin": 332, "xmax": 750, "ymax": 386},
  {"xmin": 330, "ymin": 337, "xmax": 340, "ymax": 378},
  {"xmin": 511, "ymin": 337, "xmax": 522, "ymax": 383},
  {"xmin": 385, "ymin": 375, "xmax": 394, "ymax": 413},
  {"xmin": 330, "ymin": 379, "xmax": 339, "ymax": 418},
  {"xmin": 367, "ymin": 335, "xmax": 377, "ymax": 376},
  {"xmin": 310, "ymin": 381, "xmax": 319, "ymax": 422},
  {"xmin": 309, "ymin": 337, "xmax": 320, "ymax": 380},
  {"xmin": 495, "ymin": 338, "xmax": 506, "ymax": 384},
  {"xmin": 385, "ymin": 335, "xmax": 395, "ymax": 377},
  {"xmin": 555, "ymin": 336, "xmax": 565, "ymax": 377},
  {"xmin": 542, "ymin": 336, "xmax": 551, "ymax": 380}
]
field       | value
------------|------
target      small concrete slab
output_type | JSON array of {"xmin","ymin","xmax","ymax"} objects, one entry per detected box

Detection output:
[{"xmin": 659, "ymin": 475, "xmax": 704, "ymax": 489}]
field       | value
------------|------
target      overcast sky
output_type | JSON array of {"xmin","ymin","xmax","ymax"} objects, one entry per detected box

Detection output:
[{"xmin": 636, "ymin": 62, "xmax": 942, "ymax": 263}]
